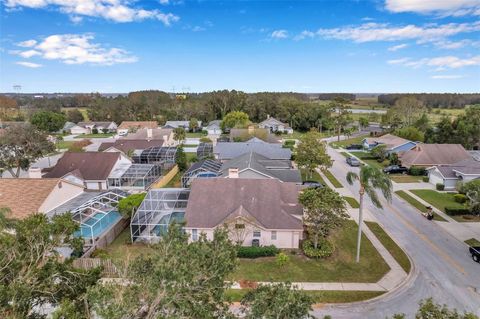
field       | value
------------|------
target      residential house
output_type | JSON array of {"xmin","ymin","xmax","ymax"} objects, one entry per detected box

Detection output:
[
  {"xmin": 362, "ymin": 134, "xmax": 417, "ymax": 154},
  {"xmin": 258, "ymin": 116, "xmax": 293, "ymax": 134},
  {"xmin": 184, "ymin": 178, "xmax": 304, "ymax": 248},
  {"xmin": 122, "ymin": 128, "xmax": 176, "ymax": 146},
  {"xmin": 220, "ymin": 151, "xmax": 301, "ymax": 183},
  {"xmin": 98, "ymin": 139, "xmax": 164, "ymax": 155},
  {"xmin": 0, "ymin": 178, "xmax": 85, "ymax": 219},
  {"xmin": 427, "ymin": 158, "xmax": 480, "ymax": 190},
  {"xmin": 163, "ymin": 120, "xmax": 202, "ymax": 131},
  {"xmin": 400, "ymin": 144, "xmax": 471, "ymax": 168},
  {"xmin": 72, "ymin": 121, "xmax": 117, "ymax": 135},
  {"xmin": 117, "ymin": 121, "xmax": 158, "ymax": 136},
  {"xmin": 205, "ymin": 120, "xmax": 222, "ymax": 135},
  {"xmin": 214, "ymin": 137, "xmax": 292, "ymax": 161},
  {"xmin": 181, "ymin": 159, "xmax": 222, "ymax": 187},
  {"xmin": 61, "ymin": 121, "xmax": 76, "ymax": 133},
  {"xmin": 230, "ymin": 127, "xmax": 282, "ymax": 143}
]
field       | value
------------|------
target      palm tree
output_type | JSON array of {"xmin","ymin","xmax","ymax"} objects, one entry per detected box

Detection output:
[{"xmin": 346, "ymin": 165, "xmax": 392, "ymax": 263}]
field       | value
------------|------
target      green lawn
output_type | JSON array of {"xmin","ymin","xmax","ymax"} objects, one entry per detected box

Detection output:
[
  {"xmin": 365, "ymin": 222, "xmax": 411, "ymax": 273},
  {"xmin": 343, "ymin": 196, "xmax": 360, "ymax": 209},
  {"xmin": 231, "ymin": 221, "xmax": 390, "ymax": 283},
  {"xmin": 225, "ymin": 289, "xmax": 384, "ymax": 303},
  {"xmin": 340, "ymin": 152, "xmax": 351, "ymax": 158},
  {"xmin": 186, "ymin": 132, "xmax": 206, "ymax": 138},
  {"xmin": 410, "ymin": 190, "xmax": 465, "ymax": 213},
  {"xmin": 390, "ymin": 175, "xmax": 423, "ymax": 183},
  {"xmin": 300, "ymin": 168, "xmax": 327, "ymax": 186},
  {"xmin": 349, "ymin": 152, "xmax": 388, "ymax": 169},
  {"xmin": 164, "ymin": 171, "xmax": 182, "ymax": 188},
  {"xmin": 74, "ymin": 133, "xmax": 115, "ymax": 138},
  {"xmin": 465, "ymin": 238, "xmax": 480, "ymax": 247},
  {"xmin": 323, "ymin": 170, "xmax": 343, "ymax": 188},
  {"xmin": 395, "ymin": 191, "xmax": 447, "ymax": 222},
  {"xmin": 55, "ymin": 140, "xmax": 75, "ymax": 150},
  {"xmin": 330, "ymin": 135, "xmax": 368, "ymax": 149},
  {"xmin": 101, "ymin": 228, "xmax": 155, "ymax": 262},
  {"xmin": 186, "ymin": 152, "xmax": 198, "ymax": 162}
]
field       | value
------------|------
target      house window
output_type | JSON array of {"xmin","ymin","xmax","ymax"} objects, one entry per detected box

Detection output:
[
  {"xmin": 192, "ymin": 229, "xmax": 198, "ymax": 241},
  {"xmin": 58, "ymin": 182, "xmax": 62, "ymax": 189},
  {"xmin": 271, "ymin": 231, "xmax": 277, "ymax": 240},
  {"xmin": 253, "ymin": 230, "xmax": 261, "ymax": 238},
  {"xmin": 235, "ymin": 224, "xmax": 245, "ymax": 229}
]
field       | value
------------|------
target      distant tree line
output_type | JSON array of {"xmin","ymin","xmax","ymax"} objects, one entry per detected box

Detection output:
[
  {"xmin": 378, "ymin": 93, "xmax": 480, "ymax": 108},
  {"xmin": 315, "ymin": 93, "xmax": 355, "ymax": 100}
]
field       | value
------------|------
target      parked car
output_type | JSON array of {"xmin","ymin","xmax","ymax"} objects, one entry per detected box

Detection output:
[
  {"xmin": 346, "ymin": 144, "xmax": 363, "ymax": 150},
  {"xmin": 470, "ymin": 246, "xmax": 480, "ymax": 263},
  {"xmin": 383, "ymin": 165, "xmax": 408, "ymax": 174},
  {"xmin": 346, "ymin": 156, "xmax": 361, "ymax": 167},
  {"xmin": 302, "ymin": 181, "xmax": 323, "ymax": 188}
]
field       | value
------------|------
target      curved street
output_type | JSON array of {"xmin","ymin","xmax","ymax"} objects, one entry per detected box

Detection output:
[{"xmin": 312, "ymin": 141, "xmax": 480, "ymax": 318}]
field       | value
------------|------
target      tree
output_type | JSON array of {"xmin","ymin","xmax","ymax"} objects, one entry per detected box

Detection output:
[
  {"xmin": 189, "ymin": 118, "xmax": 199, "ymax": 132},
  {"xmin": 390, "ymin": 298, "xmax": 478, "ymax": 319},
  {"xmin": 221, "ymin": 111, "xmax": 250, "ymax": 131},
  {"xmin": 395, "ymin": 126, "xmax": 424, "ymax": 142},
  {"xmin": 175, "ymin": 145, "xmax": 188, "ymax": 171},
  {"xmin": 0, "ymin": 209, "xmax": 100, "ymax": 318},
  {"xmin": 414, "ymin": 113, "xmax": 430, "ymax": 132},
  {"xmin": 295, "ymin": 130, "xmax": 332, "ymax": 179},
  {"xmin": 173, "ymin": 127, "xmax": 186, "ymax": 143},
  {"xmin": 66, "ymin": 109, "xmax": 84, "ymax": 123},
  {"xmin": 358, "ymin": 117, "xmax": 369, "ymax": 128},
  {"xmin": 87, "ymin": 224, "xmax": 238, "ymax": 318},
  {"xmin": 346, "ymin": 165, "xmax": 392, "ymax": 262},
  {"xmin": 330, "ymin": 98, "xmax": 352, "ymax": 142},
  {"xmin": 241, "ymin": 283, "xmax": 314, "ymax": 319},
  {"xmin": 0, "ymin": 124, "xmax": 55, "ymax": 178},
  {"xmin": 118, "ymin": 193, "xmax": 147, "ymax": 218},
  {"xmin": 392, "ymin": 96, "xmax": 425, "ymax": 126},
  {"xmin": 30, "ymin": 110, "xmax": 66, "ymax": 132},
  {"xmin": 299, "ymin": 187, "xmax": 348, "ymax": 250},
  {"xmin": 371, "ymin": 144, "xmax": 388, "ymax": 162}
]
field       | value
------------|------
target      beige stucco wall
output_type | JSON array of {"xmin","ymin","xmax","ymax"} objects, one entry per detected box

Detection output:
[{"xmin": 39, "ymin": 180, "xmax": 85, "ymax": 214}]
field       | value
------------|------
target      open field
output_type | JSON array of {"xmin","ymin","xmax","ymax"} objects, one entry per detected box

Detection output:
[{"xmin": 61, "ymin": 107, "xmax": 89, "ymax": 121}]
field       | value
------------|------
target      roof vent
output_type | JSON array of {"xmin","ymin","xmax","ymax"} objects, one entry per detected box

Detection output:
[{"xmin": 228, "ymin": 168, "xmax": 239, "ymax": 178}]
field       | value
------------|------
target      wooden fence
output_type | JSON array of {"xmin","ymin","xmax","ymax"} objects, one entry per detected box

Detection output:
[
  {"xmin": 150, "ymin": 165, "xmax": 179, "ymax": 188},
  {"xmin": 73, "ymin": 258, "xmax": 120, "ymax": 277}
]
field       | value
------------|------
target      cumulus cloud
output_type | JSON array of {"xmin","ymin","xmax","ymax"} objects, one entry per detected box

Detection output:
[
  {"xmin": 385, "ymin": 0, "xmax": 480, "ymax": 16},
  {"xmin": 16, "ymin": 61, "xmax": 42, "ymax": 68},
  {"xmin": 431, "ymin": 74, "xmax": 465, "ymax": 79},
  {"xmin": 12, "ymin": 34, "xmax": 138, "ymax": 66},
  {"xmin": 271, "ymin": 30, "xmax": 288, "ymax": 39},
  {"xmin": 312, "ymin": 22, "xmax": 480, "ymax": 43},
  {"xmin": 192, "ymin": 26, "xmax": 205, "ymax": 32},
  {"xmin": 388, "ymin": 43, "xmax": 408, "ymax": 51},
  {"xmin": 16, "ymin": 39, "xmax": 37, "ymax": 47},
  {"xmin": 4, "ymin": 0, "xmax": 180, "ymax": 25},
  {"xmin": 388, "ymin": 55, "xmax": 480, "ymax": 70}
]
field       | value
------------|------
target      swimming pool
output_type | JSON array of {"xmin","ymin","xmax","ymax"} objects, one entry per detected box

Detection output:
[
  {"xmin": 75, "ymin": 210, "xmax": 122, "ymax": 239},
  {"xmin": 152, "ymin": 212, "xmax": 185, "ymax": 236}
]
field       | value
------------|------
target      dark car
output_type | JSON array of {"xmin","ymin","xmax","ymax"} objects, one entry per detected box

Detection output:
[
  {"xmin": 470, "ymin": 246, "xmax": 480, "ymax": 263},
  {"xmin": 346, "ymin": 156, "xmax": 361, "ymax": 167},
  {"xmin": 383, "ymin": 165, "xmax": 408, "ymax": 174},
  {"xmin": 302, "ymin": 181, "xmax": 323, "ymax": 188},
  {"xmin": 346, "ymin": 144, "xmax": 363, "ymax": 150}
]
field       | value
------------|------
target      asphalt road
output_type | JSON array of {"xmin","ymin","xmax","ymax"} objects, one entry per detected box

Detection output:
[{"xmin": 313, "ymin": 142, "xmax": 480, "ymax": 318}]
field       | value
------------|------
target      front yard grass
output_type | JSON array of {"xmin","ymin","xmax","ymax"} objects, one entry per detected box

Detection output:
[
  {"xmin": 231, "ymin": 221, "xmax": 390, "ymax": 283},
  {"xmin": 365, "ymin": 221, "xmax": 411, "ymax": 273},
  {"xmin": 465, "ymin": 238, "xmax": 480, "ymax": 247},
  {"xmin": 329, "ymin": 135, "xmax": 368, "ymax": 149},
  {"xmin": 323, "ymin": 170, "xmax": 343, "ymax": 188},
  {"xmin": 225, "ymin": 289, "xmax": 384, "ymax": 303},
  {"xmin": 395, "ymin": 191, "xmax": 447, "ymax": 222},
  {"xmin": 300, "ymin": 168, "xmax": 327, "ymax": 186},
  {"xmin": 349, "ymin": 152, "xmax": 388, "ymax": 170},
  {"xmin": 343, "ymin": 196, "xmax": 360, "ymax": 208},
  {"xmin": 389, "ymin": 175, "xmax": 423, "ymax": 183},
  {"xmin": 55, "ymin": 140, "xmax": 75, "ymax": 150},
  {"xmin": 74, "ymin": 133, "xmax": 115, "ymax": 138}
]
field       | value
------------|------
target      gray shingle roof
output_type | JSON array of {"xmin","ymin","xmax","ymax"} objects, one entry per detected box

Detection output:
[
  {"xmin": 435, "ymin": 158, "xmax": 480, "ymax": 178},
  {"xmin": 214, "ymin": 139, "xmax": 291, "ymax": 160}
]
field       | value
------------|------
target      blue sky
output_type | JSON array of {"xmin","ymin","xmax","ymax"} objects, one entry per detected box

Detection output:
[{"xmin": 1, "ymin": 0, "xmax": 479, "ymax": 93}]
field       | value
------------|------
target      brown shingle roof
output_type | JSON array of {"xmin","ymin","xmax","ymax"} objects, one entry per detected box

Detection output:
[
  {"xmin": 118, "ymin": 121, "xmax": 158, "ymax": 130},
  {"xmin": 400, "ymin": 144, "xmax": 471, "ymax": 168},
  {"xmin": 365, "ymin": 134, "xmax": 410, "ymax": 149},
  {"xmin": 185, "ymin": 179, "xmax": 303, "ymax": 230},
  {"xmin": 98, "ymin": 139, "xmax": 164, "ymax": 152},
  {"xmin": 43, "ymin": 152, "xmax": 121, "ymax": 180},
  {"xmin": 122, "ymin": 128, "xmax": 173, "ymax": 140},
  {"xmin": 0, "ymin": 178, "xmax": 59, "ymax": 219}
]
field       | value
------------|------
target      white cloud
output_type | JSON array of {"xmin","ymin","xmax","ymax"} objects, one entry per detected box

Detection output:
[
  {"xmin": 16, "ymin": 39, "xmax": 37, "ymax": 47},
  {"xmin": 385, "ymin": 0, "xmax": 480, "ymax": 17},
  {"xmin": 192, "ymin": 26, "xmax": 205, "ymax": 32},
  {"xmin": 388, "ymin": 43, "xmax": 408, "ymax": 51},
  {"xmin": 16, "ymin": 61, "xmax": 42, "ymax": 68},
  {"xmin": 434, "ymin": 39, "xmax": 480, "ymax": 49},
  {"xmin": 4, "ymin": 0, "xmax": 180, "ymax": 25},
  {"xmin": 13, "ymin": 34, "xmax": 138, "ymax": 66},
  {"xmin": 431, "ymin": 75, "xmax": 465, "ymax": 79},
  {"xmin": 294, "ymin": 30, "xmax": 315, "ymax": 41},
  {"xmin": 389, "ymin": 55, "xmax": 480, "ymax": 69},
  {"xmin": 312, "ymin": 22, "xmax": 480, "ymax": 43},
  {"xmin": 271, "ymin": 30, "xmax": 288, "ymax": 39}
]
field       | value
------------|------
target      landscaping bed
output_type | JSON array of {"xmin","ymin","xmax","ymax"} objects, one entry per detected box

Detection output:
[
  {"xmin": 231, "ymin": 221, "xmax": 390, "ymax": 283},
  {"xmin": 395, "ymin": 191, "xmax": 447, "ymax": 222}
]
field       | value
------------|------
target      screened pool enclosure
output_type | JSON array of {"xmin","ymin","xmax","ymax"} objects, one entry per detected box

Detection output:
[
  {"xmin": 69, "ymin": 189, "xmax": 128, "ymax": 246},
  {"xmin": 132, "ymin": 146, "xmax": 178, "ymax": 166},
  {"xmin": 181, "ymin": 159, "xmax": 222, "ymax": 187},
  {"xmin": 108, "ymin": 164, "xmax": 161, "ymax": 190},
  {"xmin": 131, "ymin": 188, "xmax": 190, "ymax": 243},
  {"xmin": 196, "ymin": 142, "xmax": 213, "ymax": 160}
]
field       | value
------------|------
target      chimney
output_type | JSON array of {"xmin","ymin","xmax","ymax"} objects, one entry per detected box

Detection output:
[
  {"xmin": 228, "ymin": 168, "xmax": 239, "ymax": 178},
  {"xmin": 147, "ymin": 128, "xmax": 153, "ymax": 139},
  {"xmin": 28, "ymin": 167, "xmax": 42, "ymax": 178}
]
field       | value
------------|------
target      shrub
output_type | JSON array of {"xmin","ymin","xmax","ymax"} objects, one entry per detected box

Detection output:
[
  {"xmin": 445, "ymin": 206, "xmax": 471, "ymax": 216},
  {"xmin": 275, "ymin": 252, "xmax": 289, "ymax": 267},
  {"xmin": 118, "ymin": 193, "xmax": 146, "ymax": 218},
  {"xmin": 409, "ymin": 167, "xmax": 426, "ymax": 176},
  {"xmin": 237, "ymin": 245, "xmax": 280, "ymax": 259},
  {"xmin": 199, "ymin": 137, "xmax": 212, "ymax": 143},
  {"xmin": 302, "ymin": 239, "xmax": 334, "ymax": 258},
  {"xmin": 68, "ymin": 139, "xmax": 92, "ymax": 152},
  {"xmin": 92, "ymin": 128, "xmax": 98, "ymax": 134},
  {"xmin": 422, "ymin": 176, "xmax": 429, "ymax": 182},
  {"xmin": 457, "ymin": 179, "xmax": 480, "ymax": 195},
  {"xmin": 201, "ymin": 130, "xmax": 208, "ymax": 136},
  {"xmin": 454, "ymin": 194, "xmax": 467, "ymax": 203},
  {"xmin": 284, "ymin": 140, "xmax": 295, "ymax": 146},
  {"xmin": 436, "ymin": 183, "xmax": 445, "ymax": 191}
]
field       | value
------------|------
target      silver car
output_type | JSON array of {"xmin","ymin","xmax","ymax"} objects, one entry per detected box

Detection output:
[{"xmin": 346, "ymin": 156, "xmax": 361, "ymax": 167}]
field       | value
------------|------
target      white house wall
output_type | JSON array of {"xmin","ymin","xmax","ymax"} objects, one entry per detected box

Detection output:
[{"xmin": 39, "ymin": 181, "xmax": 85, "ymax": 213}]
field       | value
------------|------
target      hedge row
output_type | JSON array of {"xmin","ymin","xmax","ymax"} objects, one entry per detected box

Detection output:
[
  {"xmin": 237, "ymin": 245, "xmax": 280, "ymax": 258},
  {"xmin": 445, "ymin": 206, "xmax": 471, "ymax": 216}
]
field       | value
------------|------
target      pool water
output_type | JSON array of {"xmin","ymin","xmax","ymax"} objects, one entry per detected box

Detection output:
[
  {"xmin": 152, "ymin": 212, "xmax": 185, "ymax": 236},
  {"xmin": 75, "ymin": 211, "xmax": 122, "ymax": 239}
]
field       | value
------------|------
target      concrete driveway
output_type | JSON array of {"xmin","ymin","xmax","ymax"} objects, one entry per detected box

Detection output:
[{"xmin": 312, "ymin": 139, "xmax": 480, "ymax": 318}]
